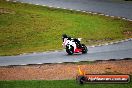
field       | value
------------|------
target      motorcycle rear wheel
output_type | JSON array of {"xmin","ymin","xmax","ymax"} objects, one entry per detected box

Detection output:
[{"xmin": 81, "ymin": 44, "xmax": 88, "ymax": 54}]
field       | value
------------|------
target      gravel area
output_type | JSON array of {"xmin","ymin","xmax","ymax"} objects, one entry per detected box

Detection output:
[{"xmin": 0, "ymin": 60, "xmax": 132, "ymax": 80}]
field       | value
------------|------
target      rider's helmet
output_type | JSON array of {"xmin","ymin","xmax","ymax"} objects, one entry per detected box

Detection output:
[{"xmin": 62, "ymin": 34, "xmax": 68, "ymax": 38}]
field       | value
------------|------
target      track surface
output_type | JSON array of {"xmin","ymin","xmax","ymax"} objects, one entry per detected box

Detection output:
[
  {"xmin": 15, "ymin": 0, "xmax": 132, "ymax": 19},
  {"xmin": 0, "ymin": 0, "xmax": 132, "ymax": 66},
  {"xmin": 0, "ymin": 40, "xmax": 132, "ymax": 66}
]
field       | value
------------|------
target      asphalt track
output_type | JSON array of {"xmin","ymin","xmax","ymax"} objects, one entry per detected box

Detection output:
[
  {"xmin": 0, "ymin": 40, "xmax": 132, "ymax": 66},
  {"xmin": 14, "ymin": 0, "xmax": 132, "ymax": 19},
  {"xmin": 0, "ymin": 0, "xmax": 132, "ymax": 66}
]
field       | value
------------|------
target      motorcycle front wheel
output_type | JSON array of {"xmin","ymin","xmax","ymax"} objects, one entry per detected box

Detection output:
[{"xmin": 66, "ymin": 45, "xmax": 74, "ymax": 55}]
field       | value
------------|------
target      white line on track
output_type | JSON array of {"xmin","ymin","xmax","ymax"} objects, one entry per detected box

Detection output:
[
  {"xmin": 117, "ymin": 17, "xmax": 121, "ymax": 19},
  {"xmin": 13, "ymin": 1, "xmax": 17, "ymax": 2},
  {"xmin": 105, "ymin": 43, "xmax": 109, "ymax": 45},
  {"xmin": 122, "ymin": 18, "xmax": 126, "ymax": 20},
  {"xmin": 120, "ymin": 40, "xmax": 125, "ymax": 43},
  {"xmin": 20, "ymin": 64, "xmax": 26, "ymax": 65},
  {"xmin": 105, "ymin": 15, "xmax": 109, "ymax": 16},
  {"xmin": 93, "ymin": 12, "xmax": 97, "ymax": 14},
  {"xmin": 58, "ymin": 62, "xmax": 63, "ymax": 63},
  {"xmin": 35, "ymin": 4, "xmax": 39, "ymax": 5},
  {"xmin": 56, "ymin": 7, "xmax": 60, "ymax": 8},
  {"xmin": 110, "ymin": 16, "xmax": 114, "ymax": 18},
  {"xmin": 109, "ymin": 42, "xmax": 114, "ymax": 45},
  {"xmin": 128, "ymin": 20, "xmax": 132, "ymax": 21},
  {"xmin": 42, "ymin": 5, "xmax": 46, "ymax": 6},
  {"xmin": 69, "ymin": 9, "xmax": 73, "ymax": 10},
  {"xmin": 49, "ymin": 6, "xmax": 53, "ymax": 7},
  {"xmin": 76, "ymin": 10, "xmax": 81, "ymax": 11},
  {"xmin": 99, "ymin": 14, "xmax": 104, "ymax": 15},
  {"xmin": 91, "ymin": 46, "xmax": 95, "ymax": 48},
  {"xmin": 36, "ymin": 63, "xmax": 42, "ymax": 64},
  {"xmin": 88, "ymin": 12, "xmax": 92, "ymax": 13},
  {"xmin": 82, "ymin": 11, "xmax": 86, "ymax": 12}
]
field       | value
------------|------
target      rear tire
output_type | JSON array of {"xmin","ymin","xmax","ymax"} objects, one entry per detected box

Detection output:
[
  {"xmin": 66, "ymin": 45, "xmax": 74, "ymax": 55},
  {"xmin": 81, "ymin": 44, "xmax": 88, "ymax": 54}
]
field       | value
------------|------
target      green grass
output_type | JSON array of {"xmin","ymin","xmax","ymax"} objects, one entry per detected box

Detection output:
[
  {"xmin": 0, "ymin": 79, "xmax": 132, "ymax": 88},
  {"xmin": 0, "ymin": 0, "xmax": 132, "ymax": 56}
]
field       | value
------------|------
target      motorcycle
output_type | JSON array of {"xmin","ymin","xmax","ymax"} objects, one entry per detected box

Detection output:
[{"xmin": 62, "ymin": 37, "xmax": 88, "ymax": 55}]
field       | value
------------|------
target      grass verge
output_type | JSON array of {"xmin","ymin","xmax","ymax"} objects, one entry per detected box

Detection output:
[
  {"xmin": 0, "ymin": 79, "xmax": 132, "ymax": 88},
  {"xmin": 0, "ymin": 0, "xmax": 132, "ymax": 56}
]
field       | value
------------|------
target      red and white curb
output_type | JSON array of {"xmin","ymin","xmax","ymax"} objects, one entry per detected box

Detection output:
[{"xmin": 88, "ymin": 38, "xmax": 132, "ymax": 48}]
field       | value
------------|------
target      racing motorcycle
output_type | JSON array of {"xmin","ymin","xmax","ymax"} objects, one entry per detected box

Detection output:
[{"xmin": 62, "ymin": 35, "xmax": 88, "ymax": 55}]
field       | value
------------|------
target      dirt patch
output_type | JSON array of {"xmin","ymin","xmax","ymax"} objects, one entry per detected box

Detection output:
[
  {"xmin": 0, "ymin": 60, "xmax": 132, "ymax": 80},
  {"xmin": 123, "ymin": 31, "xmax": 132, "ymax": 37},
  {"xmin": 0, "ymin": 8, "xmax": 15, "ymax": 14}
]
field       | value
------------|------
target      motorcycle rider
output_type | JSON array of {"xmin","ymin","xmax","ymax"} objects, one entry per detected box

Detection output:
[{"xmin": 62, "ymin": 34, "xmax": 82, "ymax": 48}]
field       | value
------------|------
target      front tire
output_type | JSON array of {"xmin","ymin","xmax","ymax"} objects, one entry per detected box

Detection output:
[
  {"xmin": 66, "ymin": 45, "xmax": 74, "ymax": 55},
  {"xmin": 81, "ymin": 44, "xmax": 88, "ymax": 54}
]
